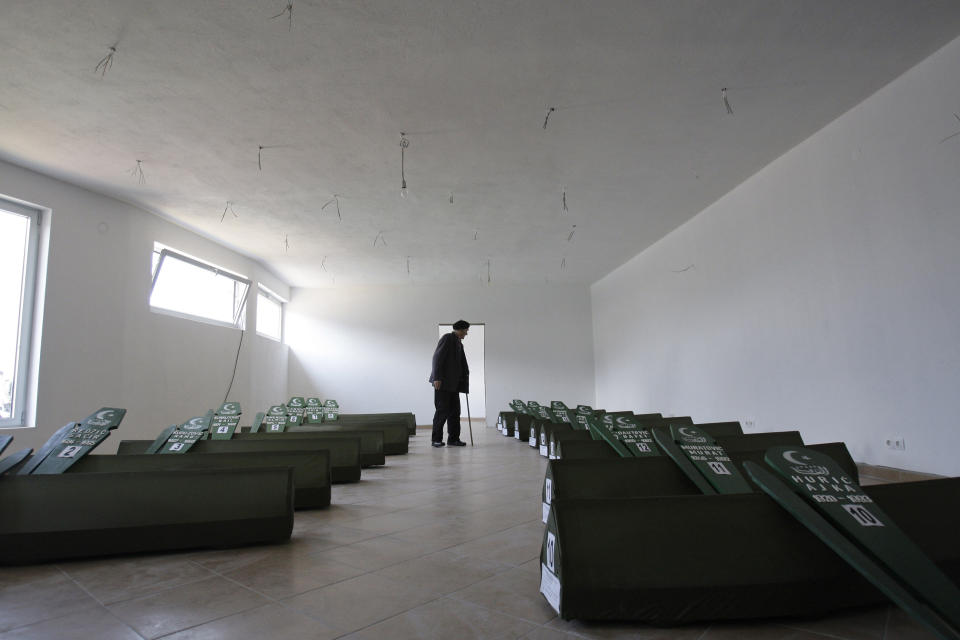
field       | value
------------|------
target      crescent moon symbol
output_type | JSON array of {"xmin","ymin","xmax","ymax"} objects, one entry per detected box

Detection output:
[
  {"xmin": 678, "ymin": 427, "xmax": 697, "ymax": 438},
  {"xmin": 783, "ymin": 450, "xmax": 810, "ymax": 465}
]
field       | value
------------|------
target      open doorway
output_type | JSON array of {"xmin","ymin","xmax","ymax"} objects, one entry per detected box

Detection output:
[{"xmin": 439, "ymin": 323, "xmax": 485, "ymax": 419}]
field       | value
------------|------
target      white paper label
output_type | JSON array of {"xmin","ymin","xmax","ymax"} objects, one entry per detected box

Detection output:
[
  {"xmin": 540, "ymin": 563, "xmax": 561, "ymax": 614},
  {"xmin": 529, "ymin": 435, "xmax": 537, "ymax": 447},
  {"xmin": 545, "ymin": 478, "xmax": 552, "ymax": 504},
  {"xmin": 515, "ymin": 429, "xmax": 520, "ymax": 440},
  {"xmin": 539, "ymin": 444, "xmax": 548, "ymax": 457},
  {"xmin": 542, "ymin": 502, "xmax": 549, "ymax": 523}
]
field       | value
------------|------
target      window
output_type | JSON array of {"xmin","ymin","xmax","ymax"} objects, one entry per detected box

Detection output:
[
  {"xmin": 0, "ymin": 199, "xmax": 41, "ymax": 427},
  {"xmin": 256, "ymin": 286, "xmax": 284, "ymax": 342},
  {"xmin": 150, "ymin": 243, "xmax": 250, "ymax": 329}
]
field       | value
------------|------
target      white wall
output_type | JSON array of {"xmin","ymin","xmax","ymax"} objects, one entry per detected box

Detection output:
[
  {"xmin": 592, "ymin": 36, "xmax": 960, "ymax": 476},
  {"xmin": 0, "ymin": 159, "xmax": 290, "ymax": 453},
  {"xmin": 286, "ymin": 284, "xmax": 595, "ymax": 426}
]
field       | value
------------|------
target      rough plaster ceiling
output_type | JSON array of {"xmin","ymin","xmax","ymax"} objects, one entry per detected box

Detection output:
[{"xmin": 2, "ymin": 1, "xmax": 959, "ymax": 287}]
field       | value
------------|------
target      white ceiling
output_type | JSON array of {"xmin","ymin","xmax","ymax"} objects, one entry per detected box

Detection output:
[{"xmin": 2, "ymin": 1, "xmax": 960, "ymax": 287}]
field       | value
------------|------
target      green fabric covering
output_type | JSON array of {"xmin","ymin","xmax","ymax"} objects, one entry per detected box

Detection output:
[
  {"xmin": 549, "ymin": 431, "xmax": 594, "ymax": 459},
  {"xmin": 292, "ymin": 422, "xmax": 408, "ymax": 455},
  {"xmin": 695, "ymin": 421, "xmax": 744, "ymax": 437},
  {"xmin": 118, "ymin": 437, "xmax": 362, "ymax": 483},
  {"xmin": 716, "ymin": 431, "xmax": 803, "ymax": 452},
  {"xmin": 553, "ymin": 439, "xmax": 619, "ymax": 460},
  {"xmin": 339, "ymin": 413, "xmax": 417, "ymax": 436},
  {"xmin": 541, "ymin": 476, "xmax": 960, "ymax": 623},
  {"xmin": 539, "ymin": 422, "xmax": 575, "ymax": 456},
  {"xmin": 514, "ymin": 414, "xmax": 533, "ymax": 442},
  {"xmin": 70, "ymin": 452, "xmax": 331, "ymax": 509},
  {"xmin": 0, "ymin": 468, "xmax": 293, "ymax": 565},
  {"xmin": 252, "ymin": 428, "xmax": 385, "ymax": 467}
]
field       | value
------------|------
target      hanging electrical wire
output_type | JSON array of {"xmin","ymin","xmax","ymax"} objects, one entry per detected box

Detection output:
[
  {"xmin": 543, "ymin": 106, "xmax": 556, "ymax": 130},
  {"xmin": 220, "ymin": 201, "xmax": 238, "ymax": 223},
  {"xmin": 562, "ymin": 188, "xmax": 568, "ymax": 214},
  {"xmin": 283, "ymin": 234, "xmax": 290, "ymax": 253},
  {"xmin": 373, "ymin": 231, "xmax": 387, "ymax": 247},
  {"xmin": 473, "ymin": 230, "xmax": 479, "ymax": 241},
  {"xmin": 399, "ymin": 133, "xmax": 409, "ymax": 197},
  {"xmin": 561, "ymin": 257, "xmax": 566, "ymax": 270},
  {"xmin": 486, "ymin": 259, "xmax": 491, "ymax": 284},
  {"xmin": 321, "ymin": 194, "xmax": 342, "ymax": 221},
  {"xmin": 95, "ymin": 44, "xmax": 117, "ymax": 77},
  {"xmin": 722, "ymin": 88, "xmax": 733, "ymax": 115},
  {"xmin": 127, "ymin": 159, "xmax": 145, "ymax": 185},
  {"xmin": 320, "ymin": 256, "xmax": 327, "ymax": 272},
  {"xmin": 567, "ymin": 225, "xmax": 577, "ymax": 243},
  {"xmin": 270, "ymin": 2, "xmax": 293, "ymax": 30},
  {"xmin": 940, "ymin": 113, "xmax": 960, "ymax": 144},
  {"xmin": 406, "ymin": 256, "xmax": 411, "ymax": 275}
]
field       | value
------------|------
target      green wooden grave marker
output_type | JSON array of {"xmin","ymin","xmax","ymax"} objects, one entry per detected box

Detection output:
[
  {"xmin": 607, "ymin": 415, "xmax": 661, "ymax": 457},
  {"xmin": 550, "ymin": 401, "xmax": 573, "ymax": 425},
  {"xmin": 761, "ymin": 446, "xmax": 960, "ymax": 635},
  {"xmin": 263, "ymin": 405, "xmax": 287, "ymax": 433},
  {"xmin": 145, "ymin": 425, "xmax": 177, "ymax": 453},
  {"xmin": 0, "ymin": 435, "xmax": 11, "ymax": 457},
  {"xmin": 651, "ymin": 426, "xmax": 717, "ymax": 494},
  {"xmin": 18, "ymin": 422, "xmax": 79, "ymax": 475},
  {"xmin": 584, "ymin": 416, "xmax": 632, "ymax": 457},
  {"xmin": 745, "ymin": 458, "xmax": 960, "ymax": 640},
  {"xmin": 286, "ymin": 397, "xmax": 306, "ymax": 425},
  {"xmin": 669, "ymin": 424, "xmax": 752, "ymax": 493},
  {"xmin": 250, "ymin": 412, "xmax": 265, "ymax": 433},
  {"xmin": 323, "ymin": 399, "xmax": 340, "ymax": 422},
  {"xmin": 210, "ymin": 402, "xmax": 242, "ymax": 440},
  {"xmin": 0, "ymin": 447, "xmax": 33, "ymax": 475},
  {"xmin": 32, "ymin": 408, "xmax": 127, "ymax": 473},
  {"xmin": 159, "ymin": 413, "xmax": 212, "ymax": 454},
  {"xmin": 305, "ymin": 397, "xmax": 323, "ymax": 423}
]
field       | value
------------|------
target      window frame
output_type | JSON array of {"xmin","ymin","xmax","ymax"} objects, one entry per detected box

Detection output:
[
  {"xmin": 256, "ymin": 284, "xmax": 285, "ymax": 342},
  {"xmin": 149, "ymin": 245, "xmax": 251, "ymax": 330},
  {"xmin": 0, "ymin": 197, "xmax": 41, "ymax": 428}
]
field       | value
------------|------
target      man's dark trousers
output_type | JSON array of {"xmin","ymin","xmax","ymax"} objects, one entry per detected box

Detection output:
[{"xmin": 432, "ymin": 390, "xmax": 461, "ymax": 443}]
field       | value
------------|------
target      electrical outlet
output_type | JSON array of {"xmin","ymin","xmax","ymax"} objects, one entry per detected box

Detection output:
[{"xmin": 884, "ymin": 437, "xmax": 906, "ymax": 451}]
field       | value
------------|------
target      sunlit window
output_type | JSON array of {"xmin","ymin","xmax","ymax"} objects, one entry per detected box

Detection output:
[
  {"xmin": 150, "ymin": 243, "xmax": 249, "ymax": 329},
  {"xmin": 256, "ymin": 286, "xmax": 283, "ymax": 342},
  {"xmin": 0, "ymin": 199, "xmax": 41, "ymax": 427}
]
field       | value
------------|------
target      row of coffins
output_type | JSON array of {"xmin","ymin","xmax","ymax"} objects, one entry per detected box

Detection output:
[
  {"xmin": 500, "ymin": 401, "xmax": 960, "ymax": 637},
  {"xmin": 0, "ymin": 399, "xmax": 418, "ymax": 566}
]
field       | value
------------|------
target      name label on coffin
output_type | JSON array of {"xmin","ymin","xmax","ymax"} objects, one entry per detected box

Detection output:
[{"xmin": 540, "ymin": 563, "xmax": 561, "ymax": 614}]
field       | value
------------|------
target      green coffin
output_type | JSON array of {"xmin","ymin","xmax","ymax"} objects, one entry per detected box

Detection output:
[
  {"xmin": 69, "ymin": 452, "xmax": 331, "ymax": 509},
  {"xmin": 291, "ymin": 422, "xmax": 408, "ymax": 455},
  {"xmin": 695, "ymin": 421, "xmax": 744, "ymax": 437},
  {"xmin": 241, "ymin": 428, "xmax": 385, "ymax": 467},
  {"xmin": 118, "ymin": 437, "xmax": 362, "ymax": 483},
  {"xmin": 539, "ymin": 476, "xmax": 960, "ymax": 624},
  {"xmin": 0, "ymin": 467, "xmax": 293, "ymax": 565},
  {"xmin": 339, "ymin": 413, "xmax": 418, "ymax": 436},
  {"xmin": 549, "ymin": 430, "xmax": 593, "ymax": 460},
  {"xmin": 497, "ymin": 411, "xmax": 517, "ymax": 435},
  {"xmin": 553, "ymin": 439, "xmax": 619, "ymax": 461},
  {"xmin": 539, "ymin": 422, "xmax": 575, "ymax": 457},
  {"xmin": 715, "ymin": 431, "xmax": 803, "ymax": 452}
]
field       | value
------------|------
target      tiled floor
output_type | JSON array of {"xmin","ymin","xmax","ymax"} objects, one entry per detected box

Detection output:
[{"xmin": 0, "ymin": 424, "xmax": 939, "ymax": 639}]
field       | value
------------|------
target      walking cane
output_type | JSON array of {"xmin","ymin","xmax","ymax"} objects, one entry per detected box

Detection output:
[{"xmin": 464, "ymin": 393, "xmax": 474, "ymax": 446}]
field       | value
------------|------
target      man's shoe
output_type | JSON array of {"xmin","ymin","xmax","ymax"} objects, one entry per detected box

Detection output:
[
  {"xmin": 432, "ymin": 441, "xmax": 445, "ymax": 447},
  {"xmin": 448, "ymin": 440, "xmax": 467, "ymax": 446}
]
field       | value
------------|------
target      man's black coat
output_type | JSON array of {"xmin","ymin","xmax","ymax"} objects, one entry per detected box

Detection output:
[{"xmin": 429, "ymin": 332, "xmax": 469, "ymax": 393}]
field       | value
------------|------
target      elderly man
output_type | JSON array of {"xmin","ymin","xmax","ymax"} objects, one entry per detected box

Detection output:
[{"xmin": 428, "ymin": 320, "xmax": 470, "ymax": 447}]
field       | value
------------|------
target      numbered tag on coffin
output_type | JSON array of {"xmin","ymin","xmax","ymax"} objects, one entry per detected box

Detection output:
[
  {"xmin": 262, "ymin": 404, "xmax": 288, "ymax": 431},
  {"xmin": 159, "ymin": 414, "xmax": 211, "ymax": 454},
  {"xmin": 209, "ymin": 402, "xmax": 241, "ymax": 440},
  {"xmin": 671, "ymin": 424, "xmax": 752, "ymax": 494},
  {"xmin": 287, "ymin": 397, "xmax": 307, "ymax": 422},
  {"xmin": 32, "ymin": 408, "xmax": 126, "ymax": 473},
  {"xmin": 305, "ymin": 412, "xmax": 323, "ymax": 424},
  {"xmin": 322, "ymin": 400, "xmax": 340, "ymax": 422}
]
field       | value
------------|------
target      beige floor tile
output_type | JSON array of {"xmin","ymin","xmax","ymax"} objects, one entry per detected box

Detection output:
[
  {"xmin": 0, "ymin": 607, "xmax": 142, "ymax": 640},
  {"xmin": 60, "ymin": 555, "xmax": 215, "ymax": 605},
  {"xmin": 521, "ymin": 626, "xmax": 584, "ymax": 640},
  {"xmin": 700, "ymin": 621, "xmax": 838, "ymax": 639},
  {"xmin": 318, "ymin": 534, "xmax": 437, "ymax": 571},
  {"xmin": 374, "ymin": 549, "xmax": 513, "ymax": 597},
  {"xmin": 281, "ymin": 572, "xmax": 437, "ymax": 634},
  {"xmin": 161, "ymin": 603, "xmax": 340, "ymax": 640},
  {"xmin": 779, "ymin": 605, "xmax": 888, "ymax": 640},
  {"xmin": 0, "ymin": 569, "xmax": 97, "ymax": 633},
  {"xmin": 222, "ymin": 551, "xmax": 366, "ymax": 599},
  {"xmin": 450, "ymin": 565, "xmax": 559, "ymax": 625},
  {"xmin": 446, "ymin": 520, "xmax": 544, "ymax": 567},
  {"xmin": 548, "ymin": 617, "xmax": 708, "ymax": 639},
  {"xmin": 884, "ymin": 607, "xmax": 939, "ymax": 639},
  {"xmin": 339, "ymin": 596, "xmax": 536, "ymax": 640},
  {"xmin": 107, "ymin": 576, "xmax": 268, "ymax": 639}
]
